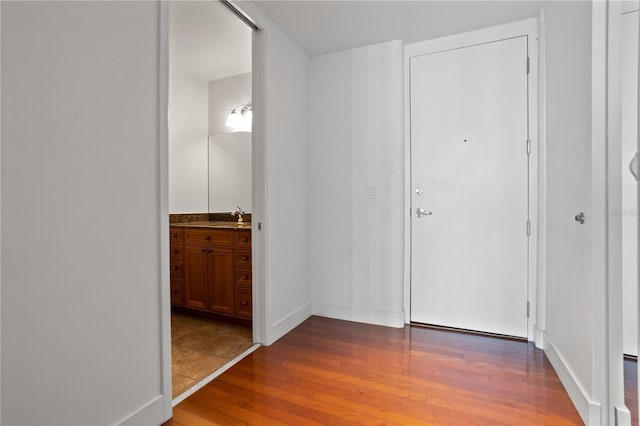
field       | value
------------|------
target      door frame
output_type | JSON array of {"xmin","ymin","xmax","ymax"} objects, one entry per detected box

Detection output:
[
  {"xmin": 158, "ymin": 0, "xmax": 267, "ymax": 418},
  {"xmin": 402, "ymin": 18, "xmax": 540, "ymax": 342},
  {"xmin": 602, "ymin": 0, "xmax": 636, "ymax": 424}
]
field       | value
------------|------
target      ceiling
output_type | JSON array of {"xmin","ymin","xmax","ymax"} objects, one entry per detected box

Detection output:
[
  {"xmin": 170, "ymin": 1, "xmax": 252, "ymax": 82},
  {"xmin": 251, "ymin": 1, "xmax": 547, "ymax": 57}
]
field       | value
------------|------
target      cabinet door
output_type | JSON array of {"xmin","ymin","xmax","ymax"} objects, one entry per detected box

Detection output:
[
  {"xmin": 184, "ymin": 246, "xmax": 208, "ymax": 311},
  {"xmin": 206, "ymin": 247, "xmax": 234, "ymax": 315}
]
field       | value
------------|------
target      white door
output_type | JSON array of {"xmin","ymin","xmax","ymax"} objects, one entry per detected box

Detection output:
[{"xmin": 410, "ymin": 36, "xmax": 529, "ymax": 338}]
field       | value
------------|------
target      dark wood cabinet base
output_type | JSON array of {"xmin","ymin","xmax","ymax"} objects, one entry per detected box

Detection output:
[{"xmin": 171, "ymin": 305, "xmax": 252, "ymax": 328}]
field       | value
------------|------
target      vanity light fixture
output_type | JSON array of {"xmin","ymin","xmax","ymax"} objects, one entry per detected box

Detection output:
[{"xmin": 225, "ymin": 105, "xmax": 252, "ymax": 132}]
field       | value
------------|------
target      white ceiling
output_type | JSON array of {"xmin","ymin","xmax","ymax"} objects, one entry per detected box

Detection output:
[
  {"xmin": 170, "ymin": 1, "xmax": 252, "ymax": 82},
  {"xmin": 251, "ymin": 0, "xmax": 547, "ymax": 57}
]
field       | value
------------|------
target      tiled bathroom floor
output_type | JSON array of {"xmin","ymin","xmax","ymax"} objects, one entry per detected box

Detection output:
[{"xmin": 171, "ymin": 312, "xmax": 253, "ymax": 398}]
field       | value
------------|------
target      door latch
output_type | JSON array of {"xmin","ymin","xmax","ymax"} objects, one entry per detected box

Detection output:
[{"xmin": 415, "ymin": 208, "xmax": 433, "ymax": 218}]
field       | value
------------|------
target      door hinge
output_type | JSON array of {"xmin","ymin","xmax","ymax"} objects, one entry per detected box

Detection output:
[
  {"xmin": 526, "ymin": 139, "xmax": 531, "ymax": 155},
  {"xmin": 527, "ymin": 301, "xmax": 530, "ymax": 318},
  {"xmin": 526, "ymin": 57, "xmax": 530, "ymax": 74},
  {"xmin": 526, "ymin": 220, "xmax": 531, "ymax": 236}
]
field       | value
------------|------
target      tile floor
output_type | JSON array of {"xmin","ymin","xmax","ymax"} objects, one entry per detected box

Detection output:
[{"xmin": 171, "ymin": 312, "xmax": 253, "ymax": 398}]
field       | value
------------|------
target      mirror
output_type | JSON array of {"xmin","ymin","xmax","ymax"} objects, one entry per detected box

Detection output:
[
  {"xmin": 208, "ymin": 132, "xmax": 252, "ymax": 212},
  {"xmin": 167, "ymin": 0, "xmax": 251, "ymax": 215}
]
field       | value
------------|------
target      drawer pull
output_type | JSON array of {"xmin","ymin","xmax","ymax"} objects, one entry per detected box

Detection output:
[
  {"xmin": 172, "ymin": 289, "xmax": 179, "ymax": 294},
  {"xmin": 204, "ymin": 235, "xmax": 211, "ymax": 241},
  {"xmin": 172, "ymin": 249, "xmax": 179, "ymax": 255},
  {"xmin": 242, "ymin": 301, "xmax": 249, "ymax": 305},
  {"xmin": 242, "ymin": 256, "xmax": 249, "ymax": 261},
  {"xmin": 242, "ymin": 275, "xmax": 249, "ymax": 280},
  {"xmin": 241, "ymin": 238, "xmax": 248, "ymax": 242}
]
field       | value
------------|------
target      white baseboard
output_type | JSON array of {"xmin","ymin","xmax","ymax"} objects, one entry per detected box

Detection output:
[
  {"xmin": 534, "ymin": 325, "xmax": 546, "ymax": 350},
  {"xmin": 312, "ymin": 301, "xmax": 405, "ymax": 328},
  {"xmin": 544, "ymin": 336, "xmax": 601, "ymax": 425},
  {"xmin": 117, "ymin": 395, "xmax": 166, "ymax": 426},
  {"xmin": 268, "ymin": 301, "xmax": 312, "ymax": 345},
  {"xmin": 615, "ymin": 405, "xmax": 632, "ymax": 426}
]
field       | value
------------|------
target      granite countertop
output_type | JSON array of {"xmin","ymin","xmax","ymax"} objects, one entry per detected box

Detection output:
[{"xmin": 170, "ymin": 221, "xmax": 251, "ymax": 230}]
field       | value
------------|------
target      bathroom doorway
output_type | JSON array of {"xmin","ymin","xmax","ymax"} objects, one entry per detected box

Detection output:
[{"xmin": 167, "ymin": 0, "xmax": 257, "ymax": 403}]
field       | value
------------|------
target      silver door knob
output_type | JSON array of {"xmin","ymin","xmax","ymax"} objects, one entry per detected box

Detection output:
[
  {"xmin": 415, "ymin": 186, "xmax": 424, "ymax": 195},
  {"xmin": 415, "ymin": 207, "xmax": 433, "ymax": 217}
]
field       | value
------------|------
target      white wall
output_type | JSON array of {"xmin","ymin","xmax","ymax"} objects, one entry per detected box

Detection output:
[
  {"xmin": 263, "ymin": 21, "xmax": 312, "ymax": 342},
  {"xmin": 235, "ymin": 1, "xmax": 313, "ymax": 345},
  {"xmin": 209, "ymin": 72, "xmax": 251, "ymax": 135},
  {"xmin": 309, "ymin": 41, "xmax": 404, "ymax": 327},
  {"xmin": 168, "ymin": 1, "xmax": 209, "ymax": 214},
  {"xmin": 541, "ymin": 1, "xmax": 597, "ymax": 423},
  {"xmin": 1, "ymin": 2, "xmax": 170, "ymax": 424}
]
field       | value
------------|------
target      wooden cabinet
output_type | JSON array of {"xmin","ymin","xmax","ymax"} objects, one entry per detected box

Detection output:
[
  {"xmin": 172, "ymin": 226, "xmax": 251, "ymax": 324},
  {"xmin": 233, "ymin": 230, "xmax": 252, "ymax": 320},
  {"xmin": 169, "ymin": 228, "xmax": 185, "ymax": 306}
]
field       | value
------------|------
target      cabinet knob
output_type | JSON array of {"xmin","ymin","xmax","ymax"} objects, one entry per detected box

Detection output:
[
  {"xmin": 242, "ymin": 301, "xmax": 248, "ymax": 305},
  {"xmin": 201, "ymin": 248, "xmax": 207, "ymax": 253},
  {"xmin": 242, "ymin": 256, "xmax": 249, "ymax": 261},
  {"xmin": 205, "ymin": 235, "xmax": 211, "ymax": 241},
  {"xmin": 171, "ymin": 289, "xmax": 179, "ymax": 294},
  {"xmin": 243, "ymin": 275, "xmax": 249, "ymax": 280}
]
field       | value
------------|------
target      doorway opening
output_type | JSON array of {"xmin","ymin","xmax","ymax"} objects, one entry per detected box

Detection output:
[
  {"xmin": 167, "ymin": 0, "xmax": 257, "ymax": 402},
  {"xmin": 405, "ymin": 19, "xmax": 538, "ymax": 341}
]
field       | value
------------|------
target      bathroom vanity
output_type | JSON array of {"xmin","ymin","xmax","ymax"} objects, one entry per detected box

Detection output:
[{"xmin": 170, "ymin": 219, "xmax": 252, "ymax": 326}]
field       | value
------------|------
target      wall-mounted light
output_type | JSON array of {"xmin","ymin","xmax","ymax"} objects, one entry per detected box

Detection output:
[{"xmin": 225, "ymin": 105, "xmax": 252, "ymax": 132}]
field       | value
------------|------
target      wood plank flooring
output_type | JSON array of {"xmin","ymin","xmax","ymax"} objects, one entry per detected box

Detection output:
[
  {"xmin": 625, "ymin": 358, "xmax": 638, "ymax": 425},
  {"xmin": 167, "ymin": 316, "xmax": 582, "ymax": 425}
]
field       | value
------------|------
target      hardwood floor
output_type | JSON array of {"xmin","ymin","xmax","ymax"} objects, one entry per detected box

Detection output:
[
  {"xmin": 167, "ymin": 316, "xmax": 582, "ymax": 425},
  {"xmin": 625, "ymin": 358, "xmax": 638, "ymax": 425}
]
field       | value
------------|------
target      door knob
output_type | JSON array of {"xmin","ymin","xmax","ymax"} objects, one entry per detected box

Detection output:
[
  {"xmin": 415, "ymin": 186, "xmax": 424, "ymax": 195},
  {"xmin": 575, "ymin": 212, "xmax": 585, "ymax": 224},
  {"xmin": 415, "ymin": 207, "xmax": 433, "ymax": 218},
  {"xmin": 630, "ymin": 152, "xmax": 639, "ymax": 182}
]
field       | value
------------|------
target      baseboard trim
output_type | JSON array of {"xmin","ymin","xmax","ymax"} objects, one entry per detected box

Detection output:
[
  {"xmin": 544, "ymin": 336, "xmax": 601, "ymax": 425},
  {"xmin": 615, "ymin": 405, "xmax": 632, "ymax": 426},
  {"xmin": 117, "ymin": 395, "xmax": 166, "ymax": 426},
  {"xmin": 534, "ymin": 325, "xmax": 546, "ymax": 350},
  {"xmin": 268, "ymin": 301, "xmax": 312, "ymax": 345},
  {"xmin": 312, "ymin": 301, "xmax": 405, "ymax": 328}
]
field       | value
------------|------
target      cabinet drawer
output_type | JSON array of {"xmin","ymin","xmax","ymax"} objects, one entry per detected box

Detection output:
[
  {"xmin": 170, "ymin": 262, "xmax": 184, "ymax": 278},
  {"xmin": 234, "ymin": 269, "xmax": 252, "ymax": 288},
  {"xmin": 234, "ymin": 288, "xmax": 252, "ymax": 319},
  {"xmin": 234, "ymin": 250, "xmax": 251, "ymax": 269},
  {"xmin": 234, "ymin": 231, "xmax": 251, "ymax": 249},
  {"xmin": 185, "ymin": 229, "xmax": 233, "ymax": 247},
  {"xmin": 171, "ymin": 279, "xmax": 184, "ymax": 306},
  {"xmin": 170, "ymin": 245, "xmax": 184, "ymax": 259},
  {"xmin": 169, "ymin": 228, "xmax": 184, "ymax": 243}
]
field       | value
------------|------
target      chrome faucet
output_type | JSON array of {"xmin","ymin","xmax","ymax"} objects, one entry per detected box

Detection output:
[{"xmin": 231, "ymin": 206, "xmax": 245, "ymax": 224}]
